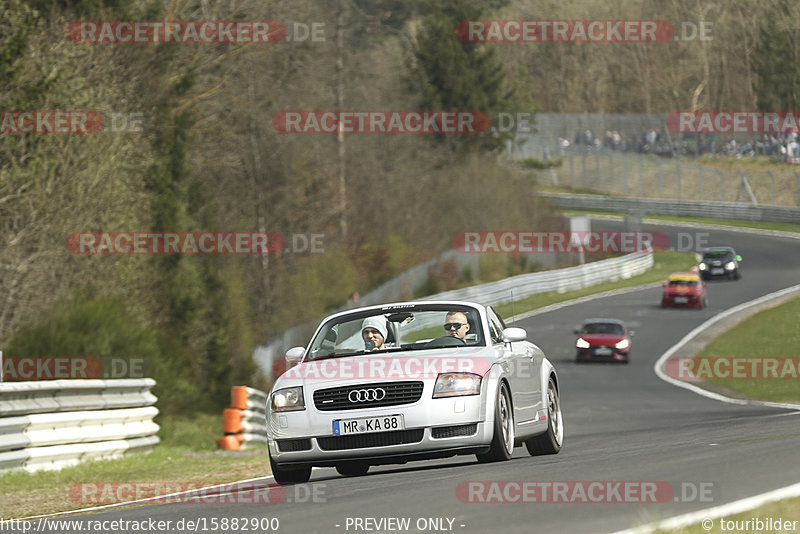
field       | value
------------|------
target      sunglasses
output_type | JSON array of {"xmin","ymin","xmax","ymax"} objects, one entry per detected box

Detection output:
[{"xmin": 444, "ymin": 322, "xmax": 466, "ymax": 331}]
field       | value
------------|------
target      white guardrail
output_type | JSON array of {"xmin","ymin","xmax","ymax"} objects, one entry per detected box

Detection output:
[
  {"xmin": 0, "ymin": 378, "xmax": 159, "ymax": 473},
  {"xmin": 539, "ymin": 193, "xmax": 800, "ymax": 224},
  {"xmin": 422, "ymin": 250, "xmax": 653, "ymax": 305}
]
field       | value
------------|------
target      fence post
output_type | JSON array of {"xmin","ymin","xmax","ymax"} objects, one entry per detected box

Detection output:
[
  {"xmin": 795, "ymin": 170, "xmax": 800, "ymax": 207},
  {"xmin": 639, "ymin": 156, "xmax": 644, "ymax": 197},
  {"xmin": 594, "ymin": 150, "xmax": 600, "ymax": 190},
  {"xmin": 581, "ymin": 149, "xmax": 587, "ymax": 189},
  {"xmin": 699, "ymin": 165, "xmax": 704, "ymax": 201},
  {"xmin": 718, "ymin": 170, "xmax": 724, "ymax": 201},
  {"xmin": 768, "ymin": 171, "xmax": 775, "ymax": 205},
  {"xmin": 569, "ymin": 149, "xmax": 574, "ymax": 188},
  {"xmin": 623, "ymin": 152, "xmax": 628, "ymax": 194},
  {"xmin": 609, "ymin": 152, "xmax": 614, "ymax": 194},
  {"xmin": 658, "ymin": 159, "xmax": 664, "ymax": 198},
  {"xmin": 676, "ymin": 159, "xmax": 682, "ymax": 200}
]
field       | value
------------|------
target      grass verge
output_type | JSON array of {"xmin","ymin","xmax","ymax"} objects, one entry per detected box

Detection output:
[
  {"xmin": 660, "ymin": 495, "xmax": 800, "ymax": 533},
  {"xmin": 688, "ymin": 296, "xmax": 800, "ymax": 403}
]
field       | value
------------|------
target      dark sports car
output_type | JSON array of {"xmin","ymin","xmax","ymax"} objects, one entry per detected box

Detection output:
[{"xmin": 698, "ymin": 247, "xmax": 742, "ymax": 281}]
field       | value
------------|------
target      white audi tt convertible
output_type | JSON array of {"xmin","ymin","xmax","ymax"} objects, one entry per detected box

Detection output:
[{"xmin": 267, "ymin": 301, "xmax": 563, "ymax": 484}]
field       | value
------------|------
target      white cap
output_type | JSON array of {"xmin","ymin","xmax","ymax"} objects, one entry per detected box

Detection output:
[{"xmin": 361, "ymin": 316, "xmax": 387, "ymax": 340}]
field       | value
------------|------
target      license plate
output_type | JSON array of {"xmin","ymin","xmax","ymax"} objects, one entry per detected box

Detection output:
[
  {"xmin": 712, "ymin": 268, "xmax": 724, "ymax": 274},
  {"xmin": 674, "ymin": 296, "xmax": 688, "ymax": 304},
  {"xmin": 595, "ymin": 347, "xmax": 613, "ymax": 356},
  {"xmin": 333, "ymin": 415, "xmax": 404, "ymax": 436}
]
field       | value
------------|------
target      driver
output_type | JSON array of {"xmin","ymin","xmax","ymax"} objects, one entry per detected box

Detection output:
[
  {"xmin": 443, "ymin": 311, "xmax": 470, "ymax": 341},
  {"xmin": 361, "ymin": 316, "xmax": 387, "ymax": 351}
]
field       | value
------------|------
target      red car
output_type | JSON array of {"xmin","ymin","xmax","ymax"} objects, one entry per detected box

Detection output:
[
  {"xmin": 574, "ymin": 318, "xmax": 632, "ymax": 364},
  {"xmin": 661, "ymin": 273, "xmax": 708, "ymax": 309}
]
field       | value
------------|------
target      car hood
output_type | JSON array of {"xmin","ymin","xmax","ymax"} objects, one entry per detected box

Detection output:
[
  {"xmin": 275, "ymin": 345, "xmax": 496, "ymax": 389},
  {"xmin": 578, "ymin": 334, "xmax": 626, "ymax": 345}
]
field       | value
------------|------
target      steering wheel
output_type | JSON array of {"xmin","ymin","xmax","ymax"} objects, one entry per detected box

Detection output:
[{"xmin": 425, "ymin": 335, "xmax": 466, "ymax": 348}]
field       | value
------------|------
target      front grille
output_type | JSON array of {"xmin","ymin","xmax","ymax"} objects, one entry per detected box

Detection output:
[
  {"xmin": 277, "ymin": 438, "xmax": 312, "ymax": 452},
  {"xmin": 431, "ymin": 424, "xmax": 477, "ymax": 439},
  {"xmin": 317, "ymin": 429, "xmax": 424, "ymax": 450},
  {"xmin": 313, "ymin": 381, "xmax": 424, "ymax": 411}
]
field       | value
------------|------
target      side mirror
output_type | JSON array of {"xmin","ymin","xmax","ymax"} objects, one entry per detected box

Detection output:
[
  {"xmin": 285, "ymin": 346, "xmax": 305, "ymax": 369},
  {"xmin": 573, "ymin": 328, "xmax": 580, "ymax": 335},
  {"xmin": 661, "ymin": 282, "xmax": 667, "ymax": 287},
  {"xmin": 629, "ymin": 330, "xmax": 635, "ymax": 337},
  {"xmin": 502, "ymin": 327, "xmax": 527, "ymax": 343},
  {"xmin": 736, "ymin": 255, "xmax": 742, "ymax": 262}
]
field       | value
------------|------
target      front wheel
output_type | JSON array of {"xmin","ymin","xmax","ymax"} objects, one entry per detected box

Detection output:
[
  {"xmin": 476, "ymin": 381, "xmax": 514, "ymax": 463},
  {"xmin": 269, "ymin": 452, "xmax": 311, "ymax": 485},
  {"xmin": 525, "ymin": 377, "xmax": 563, "ymax": 455}
]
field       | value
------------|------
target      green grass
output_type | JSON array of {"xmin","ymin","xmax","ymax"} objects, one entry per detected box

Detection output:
[
  {"xmin": 686, "ymin": 296, "xmax": 800, "ymax": 403},
  {"xmin": 560, "ymin": 208, "xmax": 800, "ymax": 234},
  {"xmin": 495, "ymin": 251, "xmax": 696, "ymax": 319},
  {"xmin": 659, "ymin": 496, "xmax": 800, "ymax": 533}
]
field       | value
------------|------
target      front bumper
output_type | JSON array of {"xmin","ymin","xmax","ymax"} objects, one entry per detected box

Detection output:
[
  {"xmin": 576, "ymin": 347, "xmax": 628, "ymax": 362},
  {"xmin": 268, "ymin": 388, "xmax": 492, "ymax": 466}
]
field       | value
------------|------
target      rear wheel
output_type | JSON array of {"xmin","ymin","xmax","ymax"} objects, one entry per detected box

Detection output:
[
  {"xmin": 476, "ymin": 381, "xmax": 514, "ymax": 463},
  {"xmin": 335, "ymin": 462, "xmax": 370, "ymax": 477},
  {"xmin": 525, "ymin": 377, "xmax": 563, "ymax": 455},
  {"xmin": 269, "ymin": 452, "xmax": 311, "ymax": 485}
]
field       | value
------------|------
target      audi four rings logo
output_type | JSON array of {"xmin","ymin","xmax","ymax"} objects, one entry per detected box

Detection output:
[{"xmin": 348, "ymin": 388, "xmax": 386, "ymax": 402}]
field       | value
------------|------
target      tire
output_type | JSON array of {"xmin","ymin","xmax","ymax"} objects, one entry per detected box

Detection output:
[
  {"xmin": 525, "ymin": 377, "xmax": 563, "ymax": 456},
  {"xmin": 476, "ymin": 381, "xmax": 514, "ymax": 463},
  {"xmin": 269, "ymin": 452, "xmax": 311, "ymax": 485},
  {"xmin": 335, "ymin": 462, "xmax": 370, "ymax": 477}
]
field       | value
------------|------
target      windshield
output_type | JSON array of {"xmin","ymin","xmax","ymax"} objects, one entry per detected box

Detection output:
[
  {"xmin": 703, "ymin": 250, "xmax": 733, "ymax": 260},
  {"xmin": 581, "ymin": 322, "xmax": 625, "ymax": 335},
  {"xmin": 668, "ymin": 280, "xmax": 699, "ymax": 287},
  {"xmin": 306, "ymin": 304, "xmax": 485, "ymax": 360}
]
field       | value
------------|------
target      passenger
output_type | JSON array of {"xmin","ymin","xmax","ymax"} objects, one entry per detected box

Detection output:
[{"xmin": 361, "ymin": 316, "xmax": 387, "ymax": 351}]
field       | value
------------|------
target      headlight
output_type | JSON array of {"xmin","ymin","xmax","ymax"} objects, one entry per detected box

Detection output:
[
  {"xmin": 615, "ymin": 339, "xmax": 630, "ymax": 350},
  {"xmin": 433, "ymin": 373, "xmax": 481, "ymax": 398},
  {"xmin": 725, "ymin": 261, "xmax": 736, "ymax": 270},
  {"xmin": 271, "ymin": 386, "xmax": 305, "ymax": 412},
  {"xmin": 576, "ymin": 338, "xmax": 590, "ymax": 349},
  {"xmin": 698, "ymin": 263, "xmax": 707, "ymax": 270}
]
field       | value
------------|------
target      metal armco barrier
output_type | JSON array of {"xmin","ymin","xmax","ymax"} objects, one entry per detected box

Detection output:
[
  {"xmin": 0, "ymin": 378, "xmax": 159, "ymax": 472},
  {"xmin": 540, "ymin": 193, "xmax": 800, "ymax": 224},
  {"xmin": 218, "ymin": 386, "xmax": 268, "ymax": 450},
  {"xmin": 422, "ymin": 250, "xmax": 653, "ymax": 305}
]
